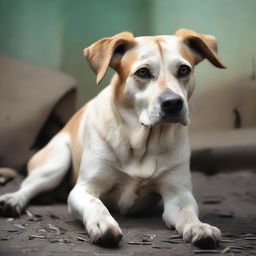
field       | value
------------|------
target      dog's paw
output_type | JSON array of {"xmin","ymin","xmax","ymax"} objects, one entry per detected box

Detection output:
[
  {"xmin": 0, "ymin": 192, "xmax": 25, "ymax": 217},
  {"xmin": 183, "ymin": 223, "xmax": 221, "ymax": 249},
  {"xmin": 86, "ymin": 217, "xmax": 123, "ymax": 247}
]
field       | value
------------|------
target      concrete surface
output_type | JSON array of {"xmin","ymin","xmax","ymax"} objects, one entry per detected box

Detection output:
[{"xmin": 0, "ymin": 171, "xmax": 256, "ymax": 256}]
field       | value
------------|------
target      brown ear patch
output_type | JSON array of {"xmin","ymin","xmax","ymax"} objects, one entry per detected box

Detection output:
[
  {"xmin": 176, "ymin": 29, "xmax": 227, "ymax": 68},
  {"xmin": 112, "ymin": 50, "xmax": 138, "ymax": 107},
  {"xmin": 84, "ymin": 31, "xmax": 136, "ymax": 84},
  {"xmin": 179, "ymin": 43, "xmax": 196, "ymax": 67},
  {"xmin": 27, "ymin": 146, "xmax": 53, "ymax": 173}
]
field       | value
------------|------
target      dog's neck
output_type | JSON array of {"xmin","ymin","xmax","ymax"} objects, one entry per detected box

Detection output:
[{"xmin": 110, "ymin": 80, "xmax": 178, "ymax": 160}]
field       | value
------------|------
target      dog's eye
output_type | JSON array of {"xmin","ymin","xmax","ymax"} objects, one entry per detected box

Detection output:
[
  {"xmin": 177, "ymin": 65, "xmax": 191, "ymax": 78},
  {"xmin": 134, "ymin": 68, "xmax": 153, "ymax": 79}
]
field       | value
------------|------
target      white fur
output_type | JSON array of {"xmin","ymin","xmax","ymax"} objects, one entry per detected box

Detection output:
[{"xmin": 0, "ymin": 34, "xmax": 221, "ymax": 247}]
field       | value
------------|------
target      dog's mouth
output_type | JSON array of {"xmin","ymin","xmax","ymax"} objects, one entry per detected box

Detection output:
[
  {"xmin": 141, "ymin": 113, "xmax": 188, "ymax": 127},
  {"xmin": 161, "ymin": 113, "xmax": 188, "ymax": 126}
]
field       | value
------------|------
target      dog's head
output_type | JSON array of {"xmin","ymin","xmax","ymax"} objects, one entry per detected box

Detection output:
[{"xmin": 84, "ymin": 29, "xmax": 226, "ymax": 127}]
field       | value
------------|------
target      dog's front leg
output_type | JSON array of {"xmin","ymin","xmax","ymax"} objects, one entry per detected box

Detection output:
[
  {"xmin": 160, "ymin": 182, "xmax": 221, "ymax": 248},
  {"xmin": 68, "ymin": 178, "xmax": 122, "ymax": 247}
]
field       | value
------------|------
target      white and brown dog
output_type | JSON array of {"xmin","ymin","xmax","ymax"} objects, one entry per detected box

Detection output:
[{"xmin": 0, "ymin": 29, "xmax": 226, "ymax": 248}]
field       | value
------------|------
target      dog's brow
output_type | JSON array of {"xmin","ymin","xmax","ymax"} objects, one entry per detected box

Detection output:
[
  {"xmin": 154, "ymin": 38, "xmax": 167, "ymax": 80},
  {"xmin": 140, "ymin": 54, "xmax": 152, "ymax": 60},
  {"xmin": 155, "ymin": 39, "xmax": 164, "ymax": 60},
  {"xmin": 173, "ymin": 57, "xmax": 191, "ymax": 68}
]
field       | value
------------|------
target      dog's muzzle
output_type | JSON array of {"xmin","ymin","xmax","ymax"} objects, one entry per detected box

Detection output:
[{"xmin": 159, "ymin": 91, "xmax": 187, "ymax": 125}]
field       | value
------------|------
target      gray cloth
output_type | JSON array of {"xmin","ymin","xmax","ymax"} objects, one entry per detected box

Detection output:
[
  {"xmin": 189, "ymin": 79, "xmax": 256, "ymax": 172},
  {"xmin": 0, "ymin": 55, "xmax": 77, "ymax": 172}
]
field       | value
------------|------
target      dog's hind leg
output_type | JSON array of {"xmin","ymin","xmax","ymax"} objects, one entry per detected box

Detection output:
[{"xmin": 0, "ymin": 133, "xmax": 71, "ymax": 217}]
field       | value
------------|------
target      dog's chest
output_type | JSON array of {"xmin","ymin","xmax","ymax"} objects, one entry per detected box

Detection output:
[
  {"xmin": 119, "ymin": 126, "xmax": 176, "ymax": 179},
  {"xmin": 122, "ymin": 155, "xmax": 158, "ymax": 179},
  {"xmin": 103, "ymin": 174, "xmax": 157, "ymax": 214}
]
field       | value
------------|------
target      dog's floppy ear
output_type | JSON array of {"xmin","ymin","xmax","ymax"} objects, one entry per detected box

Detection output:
[
  {"xmin": 176, "ymin": 28, "xmax": 227, "ymax": 68},
  {"xmin": 84, "ymin": 31, "xmax": 135, "ymax": 84}
]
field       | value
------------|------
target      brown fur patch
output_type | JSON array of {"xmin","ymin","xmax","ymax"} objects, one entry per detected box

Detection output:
[
  {"xmin": 27, "ymin": 146, "xmax": 53, "ymax": 173},
  {"xmin": 84, "ymin": 31, "xmax": 136, "ymax": 84},
  {"xmin": 62, "ymin": 104, "xmax": 87, "ymax": 182},
  {"xmin": 176, "ymin": 28, "xmax": 227, "ymax": 68},
  {"xmin": 155, "ymin": 38, "xmax": 164, "ymax": 60},
  {"xmin": 112, "ymin": 75, "xmax": 125, "ymax": 105},
  {"xmin": 157, "ymin": 78, "xmax": 167, "ymax": 88},
  {"xmin": 179, "ymin": 42, "xmax": 196, "ymax": 67},
  {"xmin": 28, "ymin": 105, "xmax": 87, "ymax": 183},
  {"xmin": 113, "ymin": 51, "xmax": 138, "ymax": 107}
]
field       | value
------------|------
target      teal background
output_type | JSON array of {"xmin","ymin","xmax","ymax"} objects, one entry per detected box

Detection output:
[{"xmin": 0, "ymin": 0, "xmax": 255, "ymax": 106}]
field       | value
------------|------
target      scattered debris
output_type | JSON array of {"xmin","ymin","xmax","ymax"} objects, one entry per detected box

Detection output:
[
  {"xmin": 28, "ymin": 235, "xmax": 46, "ymax": 240},
  {"xmin": 128, "ymin": 241, "xmax": 151, "ymax": 245},
  {"xmin": 165, "ymin": 234, "xmax": 181, "ymax": 239},
  {"xmin": 229, "ymin": 248, "xmax": 244, "ymax": 253},
  {"xmin": 48, "ymin": 238, "xmax": 71, "ymax": 243},
  {"xmin": 26, "ymin": 210, "xmax": 43, "ymax": 221},
  {"xmin": 38, "ymin": 229, "xmax": 47, "ymax": 233},
  {"xmin": 222, "ymin": 233, "xmax": 234, "ymax": 237},
  {"xmin": 230, "ymin": 245, "xmax": 254, "ymax": 250},
  {"xmin": 221, "ymin": 246, "xmax": 230, "ymax": 253},
  {"xmin": 1, "ymin": 172, "xmax": 256, "ymax": 255},
  {"xmin": 151, "ymin": 243, "xmax": 172, "ymax": 249},
  {"xmin": 161, "ymin": 234, "xmax": 183, "ymax": 244},
  {"xmin": 220, "ymin": 239, "xmax": 235, "ymax": 243},
  {"xmin": 6, "ymin": 229, "xmax": 19, "ymax": 233},
  {"xmin": 26, "ymin": 210, "xmax": 34, "ymax": 218},
  {"xmin": 48, "ymin": 224, "xmax": 61, "ymax": 235},
  {"xmin": 141, "ymin": 234, "xmax": 156, "ymax": 242},
  {"xmin": 151, "ymin": 235, "xmax": 156, "ymax": 240},
  {"xmin": 22, "ymin": 248, "xmax": 39, "ymax": 254},
  {"xmin": 59, "ymin": 239, "xmax": 71, "ymax": 244},
  {"xmin": 162, "ymin": 239, "xmax": 181, "ymax": 244},
  {"xmin": 202, "ymin": 196, "xmax": 225, "ymax": 205},
  {"xmin": 77, "ymin": 236, "xmax": 88, "ymax": 242},
  {"xmin": 50, "ymin": 214, "xmax": 60, "ymax": 219},
  {"xmin": 244, "ymin": 237, "xmax": 256, "ymax": 241},
  {"xmin": 241, "ymin": 233, "xmax": 256, "ymax": 237},
  {"xmin": 13, "ymin": 224, "xmax": 25, "ymax": 230},
  {"xmin": 34, "ymin": 214, "xmax": 42, "ymax": 219},
  {"xmin": 193, "ymin": 249, "xmax": 220, "ymax": 254},
  {"xmin": 218, "ymin": 212, "xmax": 234, "ymax": 218}
]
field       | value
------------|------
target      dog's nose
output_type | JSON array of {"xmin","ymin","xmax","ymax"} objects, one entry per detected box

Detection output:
[{"xmin": 160, "ymin": 92, "xmax": 183, "ymax": 114}]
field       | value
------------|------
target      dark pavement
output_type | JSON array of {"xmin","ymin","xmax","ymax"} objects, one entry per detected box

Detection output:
[{"xmin": 0, "ymin": 171, "xmax": 256, "ymax": 256}]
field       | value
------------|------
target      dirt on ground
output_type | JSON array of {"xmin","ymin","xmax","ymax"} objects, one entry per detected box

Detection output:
[{"xmin": 0, "ymin": 171, "xmax": 256, "ymax": 256}]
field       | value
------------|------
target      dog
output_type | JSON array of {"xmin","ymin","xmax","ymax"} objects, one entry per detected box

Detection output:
[{"xmin": 0, "ymin": 29, "xmax": 226, "ymax": 248}]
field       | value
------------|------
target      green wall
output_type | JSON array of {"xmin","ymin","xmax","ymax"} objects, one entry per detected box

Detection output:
[
  {"xmin": 0, "ymin": 0, "xmax": 64, "ymax": 69},
  {"xmin": 151, "ymin": 0, "xmax": 256, "ymax": 95},
  {"xmin": 60, "ymin": 0, "xmax": 151, "ymax": 104},
  {"xmin": 0, "ymin": 0, "xmax": 255, "ymax": 105}
]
